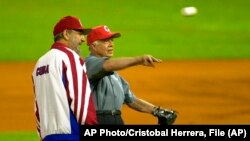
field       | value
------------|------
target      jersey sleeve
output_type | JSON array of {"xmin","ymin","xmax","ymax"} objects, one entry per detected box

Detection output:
[{"xmin": 85, "ymin": 56, "xmax": 113, "ymax": 81}]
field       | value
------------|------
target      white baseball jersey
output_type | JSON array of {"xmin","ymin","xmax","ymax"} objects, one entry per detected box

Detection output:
[{"xmin": 32, "ymin": 42, "xmax": 97, "ymax": 141}]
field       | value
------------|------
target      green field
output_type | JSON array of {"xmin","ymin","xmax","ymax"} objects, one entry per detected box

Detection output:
[
  {"xmin": 1, "ymin": 0, "xmax": 250, "ymax": 61},
  {"xmin": 0, "ymin": 0, "xmax": 250, "ymax": 140},
  {"xmin": 0, "ymin": 132, "xmax": 37, "ymax": 141}
]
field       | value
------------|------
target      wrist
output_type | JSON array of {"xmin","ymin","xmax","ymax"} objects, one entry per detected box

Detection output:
[
  {"xmin": 152, "ymin": 106, "xmax": 160, "ymax": 116},
  {"xmin": 135, "ymin": 56, "xmax": 143, "ymax": 64}
]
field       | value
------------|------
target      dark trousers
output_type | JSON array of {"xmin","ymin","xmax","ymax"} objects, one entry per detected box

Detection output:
[{"xmin": 97, "ymin": 115, "xmax": 124, "ymax": 125}]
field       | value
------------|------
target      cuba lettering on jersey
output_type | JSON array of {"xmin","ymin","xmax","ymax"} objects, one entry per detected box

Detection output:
[{"xmin": 32, "ymin": 42, "xmax": 97, "ymax": 141}]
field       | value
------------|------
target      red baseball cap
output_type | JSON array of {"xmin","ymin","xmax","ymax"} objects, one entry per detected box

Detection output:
[
  {"xmin": 87, "ymin": 25, "xmax": 121, "ymax": 45},
  {"xmin": 53, "ymin": 16, "xmax": 92, "ymax": 36}
]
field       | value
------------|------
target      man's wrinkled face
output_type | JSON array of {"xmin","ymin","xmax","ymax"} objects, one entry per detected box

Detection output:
[
  {"xmin": 92, "ymin": 38, "xmax": 114, "ymax": 58},
  {"xmin": 67, "ymin": 29, "xmax": 85, "ymax": 55}
]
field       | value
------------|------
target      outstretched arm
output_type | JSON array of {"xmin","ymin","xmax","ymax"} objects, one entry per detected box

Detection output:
[{"xmin": 103, "ymin": 55, "xmax": 162, "ymax": 72}]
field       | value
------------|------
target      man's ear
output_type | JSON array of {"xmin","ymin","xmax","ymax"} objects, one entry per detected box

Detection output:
[
  {"xmin": 90, "ymin": 43, "xmax": 97, "ymax": 51},
  {"xmin": 62, "ymin": 30, "xmax": 70, "ymax": 40}
]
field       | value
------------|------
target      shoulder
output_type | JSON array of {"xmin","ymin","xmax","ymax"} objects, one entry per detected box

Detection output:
[
  {"xmin": 85, "ymin": 55, "xmax": 97, "ymax": 62},
  {"xmin": 85, "ymin": 55, "xmax": 108, "ymax": 65}
]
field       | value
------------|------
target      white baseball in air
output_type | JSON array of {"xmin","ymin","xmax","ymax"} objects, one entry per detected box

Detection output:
[{"xmin": 181, "ymin": 6, "xmax": 198, "ymax": 16}]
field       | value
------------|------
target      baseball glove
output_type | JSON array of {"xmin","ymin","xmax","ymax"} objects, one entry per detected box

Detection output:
[{"xmin": 153, "ymin": 106, "xmax": 177, "ymax": 125}]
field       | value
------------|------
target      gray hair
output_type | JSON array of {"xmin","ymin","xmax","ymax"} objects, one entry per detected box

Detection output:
[
  {"xmin": 54, "ymin": 32, "xmax": 63, "ymax": 42},
  {"xmin": 92, "ymin": 40, "xmax": 101, "ymax": 46}
]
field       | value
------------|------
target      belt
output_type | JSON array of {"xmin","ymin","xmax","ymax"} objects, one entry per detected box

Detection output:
[{"xmin": 96, "ymin": 110, "xmax": 121, "ymax": 115}]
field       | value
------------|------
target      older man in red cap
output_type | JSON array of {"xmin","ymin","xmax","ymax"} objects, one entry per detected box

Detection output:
[
  {"xmin": 85, "ymin": 25, "xmax": 177, "ymax": 125},
  {"xmin": 32, "ymin": 16, "xmax": 97, "ymax": 141}
]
